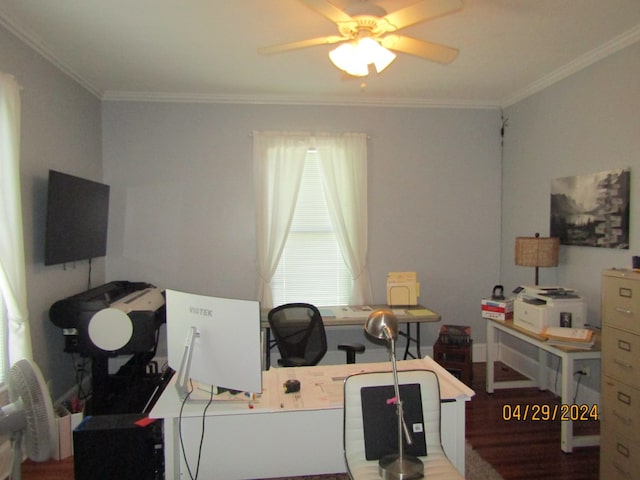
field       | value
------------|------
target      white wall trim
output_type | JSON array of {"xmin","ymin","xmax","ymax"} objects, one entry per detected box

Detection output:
[{"xmin": 501, "ymin": 25, "xmax": 640, "ymax": 107}]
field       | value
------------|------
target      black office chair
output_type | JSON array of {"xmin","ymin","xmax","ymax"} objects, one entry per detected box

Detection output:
[{"xmin": 268, "ymin": 303, "xmax": 365, "ymax": 367}]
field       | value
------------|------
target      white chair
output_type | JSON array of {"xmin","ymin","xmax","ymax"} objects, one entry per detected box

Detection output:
[{"xmin": 343, "ymin": 369, "xmax": 464, "ymax": 480}]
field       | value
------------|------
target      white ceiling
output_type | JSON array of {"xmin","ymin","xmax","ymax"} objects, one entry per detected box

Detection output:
[{"xmin": 1, "ymin": 0, "xmax": 639, "ymax": 108}]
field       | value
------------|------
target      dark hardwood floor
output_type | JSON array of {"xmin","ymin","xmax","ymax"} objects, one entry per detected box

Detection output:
[
  {"xmin": 23, "ymin": 361, "xmax": 600, "ymax": 480},
  {"xmin": 466, "ymin": 362, "xmax": 600, "ymax": 480}
]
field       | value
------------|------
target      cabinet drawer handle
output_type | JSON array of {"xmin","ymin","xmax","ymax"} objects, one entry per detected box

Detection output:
[
  {"xmin": 618, "ymin": 287, "xmax": 633, "ymax": 298},
  {"xmin": 617, "ymin": 391, "xmax": 631, "ymax": 405},
  {"xmin": 614, "ymin": 307, "xmax": 633, "ymax": 315},
  {"xmin": 616, "ymin": 443, "xmax": 630, "ymax": 458},
  {"xmin": 613, "ymin": 409, "xmax": 633, "ymax": 426},
  {"xmin": 614, "ymin": 358, "xmax": 634, "ymax": 370},
  {"xmin": 617, "ymin": 339, "xmax": 632, "ymax": 352},
  {"xmin": 613, "ymin": 462, "xmax": 631, "ymax": 476}
]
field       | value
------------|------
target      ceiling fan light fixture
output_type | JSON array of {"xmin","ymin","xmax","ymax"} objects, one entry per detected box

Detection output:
[
  {"xmin": 359, "ymin": 37, "xmax": 396, "ymax": 73},
  {"xmin": 329, "ymin": 42, "xmax": 367, "ymax": 76},
  {"xmin": 329, "ymin": 37, "xmax": 396, "ymax": 77}
]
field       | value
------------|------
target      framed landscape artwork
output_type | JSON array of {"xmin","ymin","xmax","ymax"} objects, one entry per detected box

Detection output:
[{"xmin": 550, "ymin": 167, "xmax": 630, "ymax": 248}]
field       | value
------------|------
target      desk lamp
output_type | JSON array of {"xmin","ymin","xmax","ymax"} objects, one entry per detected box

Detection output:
[
  {"xmin": 515, "ymin": 233, "xmax": 559, "ymax": 285},
  {"xmin": 364, "ymin": 309, "xmax": 423, "ymax": 480}
]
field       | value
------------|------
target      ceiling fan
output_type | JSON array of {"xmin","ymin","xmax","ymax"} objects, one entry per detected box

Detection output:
[{"xmin": 258, "ymin": 0, "xmax": 463, "ymax": 77}]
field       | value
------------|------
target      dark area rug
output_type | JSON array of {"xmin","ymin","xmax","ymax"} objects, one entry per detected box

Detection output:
[{"xmin": 263, "ymin": 441, "xmax": 503, "ymax": 479}]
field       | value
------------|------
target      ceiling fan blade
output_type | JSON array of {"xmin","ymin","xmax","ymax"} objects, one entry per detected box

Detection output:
[
  {"xmin": 381, "ymin": 35, "xmax": 459, "ymax": 64},
  {"xmin": 383, "ymin": 0, "xmax": 463, "ymax": 31},
  {"xmin": 258, "ymin": 35, "xmax": 346, "ymax": 55},
  {"xmin": 301, "ymin": 0, "xmax": 353, "ymax": 24}
]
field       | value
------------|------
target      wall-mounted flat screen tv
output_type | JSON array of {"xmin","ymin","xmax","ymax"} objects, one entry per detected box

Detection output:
[{"xmin": 44, "ymin": 170, "xmax": 110, "ymax": 266}]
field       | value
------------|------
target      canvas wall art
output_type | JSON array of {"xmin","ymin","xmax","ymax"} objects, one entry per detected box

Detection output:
[{"xmin": 550, "ymin": 167, "xmax": 630, "ymax": 248}]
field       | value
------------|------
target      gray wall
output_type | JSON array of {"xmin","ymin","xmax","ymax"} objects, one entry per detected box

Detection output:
[
  {"xmin": 4, "ymin": 15, "xmax": 639, "ymax": 398},
  {"xmin": 502, "ymin": 42, "xmax": 640, "ymax": 319},
  {"xmin": 101, "ymin": 102, "xmax": 503, "ymax": 362},
  {"xmin": 500, "ymin": 41, "xmax": 640, "ymax": 393},
  {"xmin": 0, "ymin": 24, "xmax": 103, "ymax": 398}
]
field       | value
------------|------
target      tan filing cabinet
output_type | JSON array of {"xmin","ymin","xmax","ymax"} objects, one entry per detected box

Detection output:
[{"xmin": 601, "ymin": 269, "xmax": 640, "ymax": 479}]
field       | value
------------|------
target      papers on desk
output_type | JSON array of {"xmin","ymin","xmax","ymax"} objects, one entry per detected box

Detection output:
[
  {"xmin": 188, "ymin": 381, "xmax": 262, "ymax": 403},
  {"xmin": 274, "ymin": 365, "xmax": 348, "ymax": 410},
  {"xmin": 271, "ymin": 358, "xmax": 475, "ymax": 412},
  {"xmin": 333, "ymin": 306, "xmax": 423, "ymax": 318},
  {"xmin": 335, "ymin": 306, "xmax": 373, "ymax": 318},
  {"xmin": 542, "ymin": 326, "xmax": 595, "ymax": 349},
  {"xmin": 407, "ymin": 308, "xmax": 436, "ymax": 317}
]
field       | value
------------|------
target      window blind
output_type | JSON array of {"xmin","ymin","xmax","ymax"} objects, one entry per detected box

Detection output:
[{"xmin": 271, "ymin": 153, "xmax": 351, "ymax": 306}]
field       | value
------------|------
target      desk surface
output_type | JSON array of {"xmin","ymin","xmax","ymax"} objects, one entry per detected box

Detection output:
[
  {"xmin": 150, "ymin": 356, "xmax": 474, "ymax": 419},
  {"xmin": 260, "ymin": 304, "xmax": 441, "ymax": 327},
  {"xmin": 486, "ymin": 317, "xmax": 601, "ymax": 353}
]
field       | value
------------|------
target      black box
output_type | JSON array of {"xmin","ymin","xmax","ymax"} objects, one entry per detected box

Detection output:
[{"xmin": 73, "ymin": 414, "xmax": 163, "ymax": 479}]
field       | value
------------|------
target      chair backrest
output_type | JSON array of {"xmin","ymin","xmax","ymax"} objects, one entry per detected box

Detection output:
[
  {"xmin": 268, "ymin": 303, "xmax": 328, "ymax": 366},
  {"xmin": 343, "ymin": 370, "xmax": 443, "ymax": 475}
]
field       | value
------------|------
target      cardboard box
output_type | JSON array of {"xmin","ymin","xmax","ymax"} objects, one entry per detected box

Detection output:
[
  {"xmin": 387, "ymin": 272, "xmax": 420, "ymax": 306},
  {"xmin": 481, "ymin": 298, "xmax": 514, "ymax": 321}
]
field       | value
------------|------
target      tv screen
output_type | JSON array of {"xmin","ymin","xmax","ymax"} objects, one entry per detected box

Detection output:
[{"xmin": 44, "ymin": 170, "xmax": 110, "ymax": 266}]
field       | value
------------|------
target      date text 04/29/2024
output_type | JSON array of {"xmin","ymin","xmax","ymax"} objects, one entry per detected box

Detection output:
[{"xmin": 502, "ymin": 404, "xmax": 599, "ymax": 422}]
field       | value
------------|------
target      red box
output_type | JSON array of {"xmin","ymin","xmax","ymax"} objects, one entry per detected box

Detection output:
[{"xmin": 481, "ymin": 298, "xmax": 514, "ymax": 321}]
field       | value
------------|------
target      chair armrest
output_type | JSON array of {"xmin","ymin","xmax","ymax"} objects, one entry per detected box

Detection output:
[
  {"xmin": 338, "ymin": 343, "xmax": 365, "ymax": 354},
  {"xmin": 338, "ymin": 343, "xmax": 365, "ymax": 364}
]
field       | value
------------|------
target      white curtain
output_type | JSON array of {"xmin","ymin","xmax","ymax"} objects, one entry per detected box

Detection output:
[
  {"xmin": 253, "ymin": 131, "xmax": 308, "ymax": 307},
  {"xmin": 253, "ymin": 130, "xmax": 372, "ymax": 307},
  {"xmin": 0, "ymin": 72, "xmax": 32, "ymax": 366},
  {"xmin": 317, "ymin": 133, "xmax": 373, "ymax": 304}
]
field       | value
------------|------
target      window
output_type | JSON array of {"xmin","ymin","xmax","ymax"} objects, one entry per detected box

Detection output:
[
  {"xmin": 254, "ymin": 131, "xmax": 373, "ymax": 308},
  {"xmin": 271, "ymin": 152, "xmax": 351, "ymax": 306}
]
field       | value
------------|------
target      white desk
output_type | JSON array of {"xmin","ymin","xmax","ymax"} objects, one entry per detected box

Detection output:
[
  {"xmin": 486, "ymin": 318, "xmax": 600, "ymax": 453},
  {"xmin": 150, "ymin": 357, "xmax": 474, "ymax": 479}
]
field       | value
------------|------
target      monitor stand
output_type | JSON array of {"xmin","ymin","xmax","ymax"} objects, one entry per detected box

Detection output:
[
  {"xmin": 174, "ymin": 326, "xmax": 209, "ymax": 402},
  {"xmin": 174, "ymin": 326, "xmax": 255, "ymax": 403}
]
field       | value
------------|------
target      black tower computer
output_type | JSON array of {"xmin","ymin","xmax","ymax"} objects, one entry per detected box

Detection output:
[{"xmin": 73, "ymin": 414, "xmax": 163, "ymax": 479}]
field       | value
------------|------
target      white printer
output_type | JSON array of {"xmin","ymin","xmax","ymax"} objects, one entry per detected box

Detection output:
[{"xmin": 513, "ymin": 286, "xmax": 586, "ymax": 334}]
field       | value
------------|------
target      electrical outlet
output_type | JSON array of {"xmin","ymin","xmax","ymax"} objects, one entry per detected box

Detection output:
[{"xmin": 582, "ymin": 366, "xmax": 591, "ymax": 377}]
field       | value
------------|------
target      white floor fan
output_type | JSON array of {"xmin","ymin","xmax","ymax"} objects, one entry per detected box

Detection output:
[{"xmin": 0, "ymin": 358, "xmax": 56, "ymax": 480}]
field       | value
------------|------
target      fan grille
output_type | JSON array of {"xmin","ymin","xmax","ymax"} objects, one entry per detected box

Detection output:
[{"xmin": 9, "ymin": 359, "xmax": 55, "ymax": 461}]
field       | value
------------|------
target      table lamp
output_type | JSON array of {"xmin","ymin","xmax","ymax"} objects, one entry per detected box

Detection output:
[
  {"xmin": 364, "ymin": 309, "xmax": 423, "ymax": 480},
  {"xmin": 515, "ymin": 233, "xmax": 559, "ymax": 285}
]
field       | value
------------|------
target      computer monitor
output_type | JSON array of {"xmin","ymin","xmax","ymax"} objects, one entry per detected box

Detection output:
[{"xmin": 165, "ymin": 289, "xmax": 262, "ymax": 400}]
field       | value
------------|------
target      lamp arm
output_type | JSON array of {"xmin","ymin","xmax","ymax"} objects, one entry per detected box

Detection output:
[{"xmin": 389, "ymin": 337, "xmax": 413, "ymax": 452}]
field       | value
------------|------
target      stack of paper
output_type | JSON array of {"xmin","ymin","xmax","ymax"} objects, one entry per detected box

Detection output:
[{"xmin": 542, "ymin": 326, "xmax": 595, "ymax": 349}]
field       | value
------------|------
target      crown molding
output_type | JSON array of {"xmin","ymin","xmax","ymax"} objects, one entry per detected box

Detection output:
[
  {"xmin": 2, "ymin": 5, "xmax": 637, "ymax": 110},
  {"xmin": 501, "ymin": 25, "xmax": 640, "ymax": 107},
  {"xmin": 100, "ymin": 90, "xmax": 499, "ymax": 109},
  {"xmin": 0, "ymin": 7, "xmax": 102, "ymax": 97}
]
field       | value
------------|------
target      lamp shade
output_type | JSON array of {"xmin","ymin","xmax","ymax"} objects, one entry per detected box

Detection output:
[
  {"xmin": 364, "ymin": 309, "xmax": 399, "ymax": 341},
  {"xmin": 515, "ymin": 234, "xmax": 560, "ymax": 267}
]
